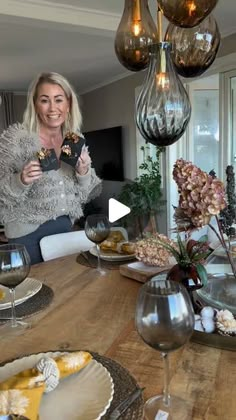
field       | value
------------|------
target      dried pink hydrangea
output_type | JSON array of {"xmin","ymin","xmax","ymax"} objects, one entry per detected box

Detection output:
[
  {"xmin": 135, "ymin": 233, "xmax": 176, "ymax": 266},
  {"xmin": 173, "ymin": 159, "xmax": 226, "ymax": 228}
]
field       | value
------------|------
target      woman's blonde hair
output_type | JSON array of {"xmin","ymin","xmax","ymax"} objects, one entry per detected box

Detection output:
[{"xmin": 23, "ymin": 72, "xmax": 82, "ymax": 136}]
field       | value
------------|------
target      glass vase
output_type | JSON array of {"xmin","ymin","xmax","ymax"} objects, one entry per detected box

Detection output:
[
  {"xmin": 114, "ymin": 0, "xmax": 158, "ymax": 72},
  {"xmin": 165, "ymin": 14, "xmax": 221, "ymax": 78},
  {"xmin": 197, "ymin": 241, "xmax": 236, "ymax": 315},
  {"xmin": 136, "ymin": 42, "xmax": 191, "ymax": 147}
]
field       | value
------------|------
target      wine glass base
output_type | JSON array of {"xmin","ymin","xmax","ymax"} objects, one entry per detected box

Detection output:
[
  {"xmin": 96, "ymin": 267, "xmax": 109, "ymax": 276},
  {"xmin": 0, "ymin": 319, "xmax": 30, "ymax": 337},
  {"xmin": 144, "ymin": 394, "xmax": 191, "ymax": 420}
]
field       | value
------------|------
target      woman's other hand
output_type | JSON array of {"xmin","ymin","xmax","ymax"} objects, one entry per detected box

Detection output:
[
  {"xmin": 76, "ymin": 146, "xmax": 91, "ymax": 176},
  {"xmin": 21, "ymin": 160, "xmax": 43, "ymax": 185}
]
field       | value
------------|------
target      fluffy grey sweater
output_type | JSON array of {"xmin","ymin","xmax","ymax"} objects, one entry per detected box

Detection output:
[{"xmin": 0, "ymin": 124, "xmax": 102, "ymax": 238}]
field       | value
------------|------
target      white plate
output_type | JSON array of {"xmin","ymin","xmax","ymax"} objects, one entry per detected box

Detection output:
[
  {"xmin": 90, "ymin": 246, "xmax": 136, "ymax": 262},
  {"xmin": 0, "ymin": 351, "xmax": 114, "ymax": 420},
  {"xmin": 0, "ymin": 277, "xmax": 42, "ymax": 310}
]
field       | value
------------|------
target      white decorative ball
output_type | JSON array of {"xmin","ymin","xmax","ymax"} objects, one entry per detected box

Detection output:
[
  {"xmin": 200, "ymin": 306, "xmax": 215, "ymax": 319},
  {"xmin": 201, "ymin": 318, "xmax": 215, "ymax": 333}
]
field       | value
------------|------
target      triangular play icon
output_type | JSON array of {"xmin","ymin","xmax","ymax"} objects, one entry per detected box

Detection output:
[{"xmin": 108, "ymin": 198, "xmax": 131, "ymax": 223}]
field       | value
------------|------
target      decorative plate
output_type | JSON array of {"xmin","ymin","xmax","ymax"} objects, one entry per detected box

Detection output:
[
  {"xmin": 0, "ymin": 278, "xmax": 42, "ymax": 310},
  {"xmin": 0, "ymin": 351, "xmax": 114, "ymax": 420},
  {"xmin": 90, "ymin": 246, "xmax": 136, "ymax": 262}
]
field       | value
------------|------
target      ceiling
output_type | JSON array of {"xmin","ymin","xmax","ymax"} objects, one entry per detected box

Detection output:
[{"xmin": 0, "ymin": 0, "xmax": 235, "ymax": 94}]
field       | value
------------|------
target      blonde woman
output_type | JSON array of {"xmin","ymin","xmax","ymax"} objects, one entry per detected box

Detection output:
[{"xmin": 0, "ymin": 72, "xmax": 101, "ymax": 264}]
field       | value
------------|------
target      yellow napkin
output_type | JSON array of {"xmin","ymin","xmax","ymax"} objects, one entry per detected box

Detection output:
[{"xmin": 0, "ymin": 351, "xmax": 92, "ymax": 420}]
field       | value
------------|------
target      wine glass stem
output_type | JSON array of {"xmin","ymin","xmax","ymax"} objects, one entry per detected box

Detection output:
[
  {"xmin": 162, "ymin": 352, "xmax": 170, "ymax": 407},
  {"xmin": 9, "ymin": 288, "xmax": 17, "ymax": 328},
  {"xmin": 96, "ymin": 244, "xmax": 102, "ymax": 271}
]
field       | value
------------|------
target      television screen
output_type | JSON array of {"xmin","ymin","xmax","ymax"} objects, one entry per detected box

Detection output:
[{"xmin": 84, "ymin": 126, "xmax": 124, "ymax": 181}]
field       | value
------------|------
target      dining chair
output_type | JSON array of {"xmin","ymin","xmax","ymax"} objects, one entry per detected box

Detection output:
[
  {"xmin": 39, "ymin": 230, "xmax": 94, "ymax": 261},
  {"xmin": 39, "ymin": 227, "xmax": 128, "ymax": 261}
]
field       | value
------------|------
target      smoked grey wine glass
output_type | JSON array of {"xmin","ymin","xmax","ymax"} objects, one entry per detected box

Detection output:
[
  {"xmin": 85, "ymin": 214, "xmax": 110, "ymax": 274},
  {"xmin": 135, "ymin": 276, "xmax": 194, "ymax": 419},
  {"xmin": 0, "ymin": 243, "xmax": 31, "ymax": 333}
]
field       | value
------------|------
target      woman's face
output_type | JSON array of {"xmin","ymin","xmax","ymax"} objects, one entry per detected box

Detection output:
[{"xmin": 35, "ymin": 82, "xmax": 70, "ymax": 131}]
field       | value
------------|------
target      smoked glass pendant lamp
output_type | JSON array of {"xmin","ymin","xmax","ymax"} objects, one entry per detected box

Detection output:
[
  {"xmin": 165, "ymin": 14, "xmax": 221, "ymax": 78},
  {"xmin": 136, "ymin": 41, "xmax": 191, "ymax": 147},
  {"xmin": 114, "ymin": 0, "xmax": 158, "ymax": 72},
  {"xmin": 158, "ymin": 0, "xmax": 218, "ymax": 28}
]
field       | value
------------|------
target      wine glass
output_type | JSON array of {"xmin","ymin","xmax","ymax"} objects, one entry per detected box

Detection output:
[
  {"xmin": 0, "ymin": 243, "xmax": 31, "ymax": 334},
  {"xmin": 85, "ymin": 214, "xmax": 110, "ymax": 274},
  {"xmin": 135, "ymin": 276, "xmax": 195, "ymax": 420}
]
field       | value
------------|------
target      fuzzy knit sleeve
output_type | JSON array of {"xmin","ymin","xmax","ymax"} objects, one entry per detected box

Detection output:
[
  {"xmin": 0, "ymin": 124, "xmax": 37, "ymax": 224},
  {"xmin": 75, "ymin": 166, "xmax": 102, "ymax": 204}
]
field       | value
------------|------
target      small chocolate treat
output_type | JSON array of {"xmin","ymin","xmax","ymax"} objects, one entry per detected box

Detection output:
[
  {"xmin": 60, "ymin": 132, "xmax": 85, "ymax": 167},
  {"xmin": 37, "ymin": 148, "xmax": 59, "ymax": 171}
]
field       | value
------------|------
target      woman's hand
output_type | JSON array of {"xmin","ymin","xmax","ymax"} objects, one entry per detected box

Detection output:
[
  {"xmin": 21, "ymin": 161, "xmax": 43, "ymax": 185},
  {"xmin": 76, "ymin": 146, "xmax": 91, "ymax": 176}
]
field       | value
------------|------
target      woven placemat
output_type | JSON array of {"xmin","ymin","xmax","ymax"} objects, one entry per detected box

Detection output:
[
  {"xmin": 0, "ymin": 284, "xmax": 54, "ymax": 321},
  {"xmin": 91, "ymin": 352, "xmax": 144, "ymax": 419},
  {"xmin": 76, "ymin": 251, "xmax": 136, "ymax": 270},
  {"xmin": 0, "ymin": 349, "xmax": 143, "ymax": 419}
]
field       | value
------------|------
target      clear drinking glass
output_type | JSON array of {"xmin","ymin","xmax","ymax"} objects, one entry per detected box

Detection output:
[
  {"xmin": 84, "ymin": 214, "xmax": 110, "ymax": 274},
  {"xmin": 135, "ymin": 276, "xmax": 195, "ymax": 419},
  {"xmin": 0, "ymin": 243, "xmax": 31, "ymax": 334}
]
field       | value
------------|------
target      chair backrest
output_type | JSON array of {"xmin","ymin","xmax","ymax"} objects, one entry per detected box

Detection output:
[
  {"xmin": 39, "ymin": 227, "xmax": 128, "ymax": 261},
  {"xmin": 39, "ymin": 230, "xmax": 94, "ymax": 261}
]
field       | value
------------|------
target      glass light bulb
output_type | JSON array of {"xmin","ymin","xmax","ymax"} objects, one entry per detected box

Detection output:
[
  {"xmin": 158, "ymin": 0, "xmax": 218, "ymax": 28},
  {"xmin": 187, "ymin": 0, "xmax": 197, "ymax": 17},
  {"xmin": 156, "ymin": 72, "xmax": 170, "ymax": 90},
  {"xmin": 132, "ymin": 20, "xmax": 142, "ymax": 36},
  {"xmin": 114, "ymin": 0, "xmax": 158, "ymax": 72},
  {"xmin": 165, "ymin": 14, "xmax": 221, "ymax": 78},
  {"xmin": 136, "ymin": 42, "xmax": 191, "ymax": 147}
]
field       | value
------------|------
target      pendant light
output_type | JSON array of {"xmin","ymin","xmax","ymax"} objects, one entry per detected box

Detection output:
[
  {"xmin": 158, "ymin": 0, "xmax": 218, "ymax": 28},
  {"xmin": 165, "ymin": 14, "xmax": 221, "ymax": 78},
  {"xmin": 136, "ymin": 8, "xmax": 191, "ymax": 147},
  {"xmin": 114, "ymin": 0, "xmax": 158, "ymax": 72}
]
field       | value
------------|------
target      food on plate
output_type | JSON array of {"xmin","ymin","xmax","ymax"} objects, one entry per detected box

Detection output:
[
  {"xmin": 0, "ymin": 288, "xmax": 5, "ymax": 300},
  {"xmin": 100, "ymin": 230, "xmax": 135, "ymax": 255},
  {"xmin": 119, "ymin": 242, "xmax": 136, "ymax": 255}
]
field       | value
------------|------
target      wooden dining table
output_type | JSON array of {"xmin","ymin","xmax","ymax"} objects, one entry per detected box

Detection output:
[{"xmin": 0, "ymin": 254, "xmax": 235, "ymax": 419}]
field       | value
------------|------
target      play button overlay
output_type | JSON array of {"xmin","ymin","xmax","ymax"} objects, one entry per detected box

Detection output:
[{"xmin": 108, "ymin": 198, "xmax": 131, "ymax": 223}]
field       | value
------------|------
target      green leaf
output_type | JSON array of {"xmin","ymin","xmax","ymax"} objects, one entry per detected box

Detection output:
[
  {"xmin": 195, "ymin": 264, "xmax": 208, "ymax": 286},
  {"xmin": 177, "ymin": 234, "xmax": 190, "ymax": 261}
]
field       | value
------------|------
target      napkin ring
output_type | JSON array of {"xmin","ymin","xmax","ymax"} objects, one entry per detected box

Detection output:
[{"xmin": 36, "ymin": 357, "xmax": 60, "ymax": 393}]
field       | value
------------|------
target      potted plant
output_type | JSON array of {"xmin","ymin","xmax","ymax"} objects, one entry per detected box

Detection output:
[{"xmin": 118, "ymin": 146, "xmax": 165, "ymax": 237}]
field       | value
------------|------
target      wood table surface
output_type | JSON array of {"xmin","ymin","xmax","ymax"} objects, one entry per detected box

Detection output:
[{"xmin": 0, "ymin": 254, "xmax": 235, "ymax": 419}]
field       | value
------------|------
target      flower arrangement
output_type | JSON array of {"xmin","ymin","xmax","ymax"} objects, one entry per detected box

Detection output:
[
  {"xmin": 135, "ymin": 233, "xmax": 175, "ymax": 266},
  {"xmin": 135, "ymin": 159, "xmax": 230, "ymax": 302},
  {"xmin": 165, "ymin": 235, "xmax": 211, "ymax": 287},
  {"xmin": 173, "ymin": 158, "xmax": 226, "ymax": 228}
]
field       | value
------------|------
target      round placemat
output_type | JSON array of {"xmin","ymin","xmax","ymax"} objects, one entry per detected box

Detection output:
[
  {"xmin": 0, "ymin": 284, "xmax": 54, "ymax": 321},
  {"xmin": 91, "ymin": 352, "xmax": 144, "ymax": 419},
  {"xmin": 77, "ymin": 251, "xmax": 136, "ymax": 270},
  {"xmin": 0, "ymin": 349, "xmax": 143, "ymax": 419}
]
